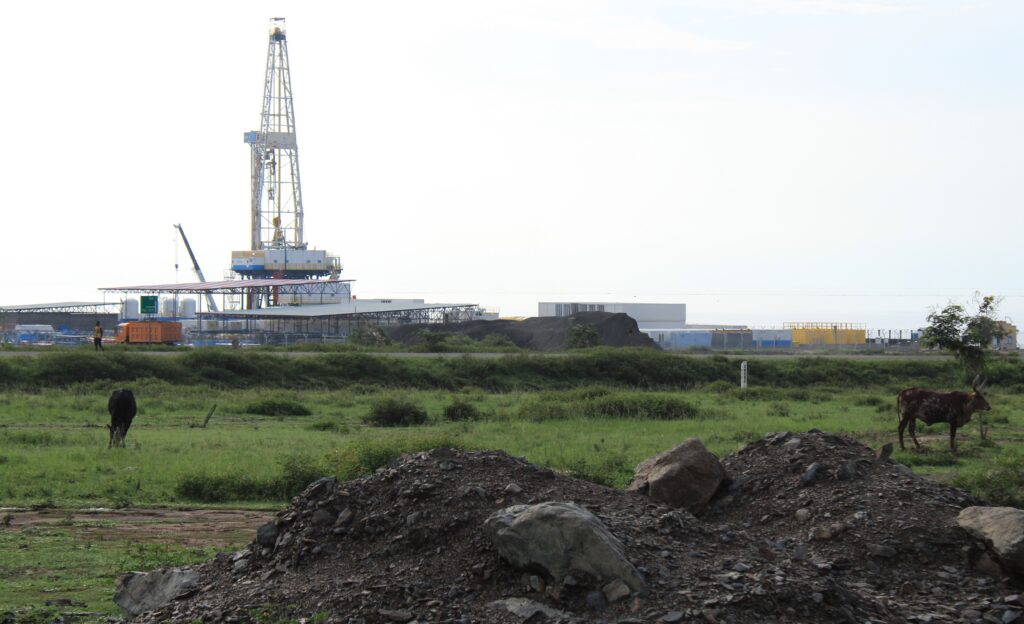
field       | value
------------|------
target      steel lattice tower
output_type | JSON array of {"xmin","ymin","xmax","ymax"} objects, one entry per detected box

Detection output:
[{"xmin": 244, "ymin": 17, "xmax": 305, "ymax": 252}]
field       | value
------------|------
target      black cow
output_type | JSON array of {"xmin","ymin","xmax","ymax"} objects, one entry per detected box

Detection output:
[
  {"xmin": 107, "ymin": 389, "xmax": 137, "ymax": 448},
  {"xmin": 897, "ymin": 375, "xmax": 989, "ymax": 451}
]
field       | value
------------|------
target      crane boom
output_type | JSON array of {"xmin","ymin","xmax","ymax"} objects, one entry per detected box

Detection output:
[{"xmin": 174, "ymin": 224, "xmax": 219, "ymax": 313}]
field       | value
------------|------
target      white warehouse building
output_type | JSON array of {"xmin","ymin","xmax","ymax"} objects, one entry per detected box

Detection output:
[{"xmin": 538, "ymin": 302, "xmax": 687, "ymax": 331}]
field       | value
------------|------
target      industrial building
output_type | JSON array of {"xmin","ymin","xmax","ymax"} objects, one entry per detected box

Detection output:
[{"xmin": 0, "ymin": 302, "xmax": 120, "ymax": 344}]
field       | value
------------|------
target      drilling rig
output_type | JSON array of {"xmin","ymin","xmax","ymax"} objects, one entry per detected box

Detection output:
[{"xmin": 232, "ymin": 18, "xmax": 341, "ymax": 287}]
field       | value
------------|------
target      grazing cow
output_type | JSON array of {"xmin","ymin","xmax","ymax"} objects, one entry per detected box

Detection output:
[
  {"xmin": 107, "ymin": 389, "xmax": 137, "ymax": 448},
  {"xmin": 897, "ymin": 375, "xmax": 989, "ymax": 451}
]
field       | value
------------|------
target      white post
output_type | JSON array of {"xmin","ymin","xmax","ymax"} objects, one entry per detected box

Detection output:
[{"xmin": 740, "ymin": 361, "xmax": 748, "ymax": 389}]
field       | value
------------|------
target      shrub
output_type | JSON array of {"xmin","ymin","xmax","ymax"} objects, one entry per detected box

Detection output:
[
  {"xmin": 767, "ymin": 402, "xmax": 791, "ymax": 418},
  {"xmin": 703, "ymin": 380, "xmax": 736, "ymax": 394},
  {"xmin": 443, "ymin": 398, "xmax": 480, "ymax": 422},
  {"xmin": 418, "ymin": 330, "xmax": 452, "ymax": 353},
  {"xmin": 517, "ymin": 392, "xmax": 710, "ymax": 421},
  {"xmin": 328, "ymin": 434, "xmax": 464, "ymax": 480},
  {"xmin": 175, "ymin": 453, "xmax": 327, "ymax": 502},
  {"xmin": 568, "ymin": 324, "xmax": 600, "ymax": 349},
  {"xmin": 307, "ymin": 417, "xmax": 345, "ymax": 432},
  {"xmin": 481, "ymin": 334, "xmax": 517, "ymax": 349},
  {"xmin": 349, "ymin": 326, "xmax": 391, "ymax": 347},
  {"xmin": 244, "ymin": 398, "xmax": 312, "ymax": 416},
  {"xmin": 363, "ymin": 397, "xmax": 428, "ymax": 427}
]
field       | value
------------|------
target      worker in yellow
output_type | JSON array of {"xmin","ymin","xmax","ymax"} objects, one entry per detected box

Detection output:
[{"xmin": 93, "ymin": 321, "xmax": 105, "ymax": 352}]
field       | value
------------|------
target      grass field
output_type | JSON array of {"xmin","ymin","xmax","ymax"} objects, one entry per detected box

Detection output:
[{"xmin": 1, "ymin": 349, "xmax": 1022, "ymax": 620}]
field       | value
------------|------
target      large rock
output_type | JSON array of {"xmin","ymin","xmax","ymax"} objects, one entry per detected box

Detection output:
[
  {"xmin": 627, "ymin": 438, "xmax": 726, "ymax": 514},
  {"xmin": 483, "ymin": 501, "xmax": 646, "ymax": 592},
  {"xmin": 114, "ymin": 567, "xmax": 200, "ymax": 616},
  {"xmin": 958, "ymin": 506, "xmax": 1024, "ymax": 578}
]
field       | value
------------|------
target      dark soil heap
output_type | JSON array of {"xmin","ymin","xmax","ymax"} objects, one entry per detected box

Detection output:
[
  {"xmin": 136, "ymin": 433, "xmax": 1020, "ymax": 624},
  {"xmin": 386, "ymin": 312, "xmax": 658, "ymax": 351}
]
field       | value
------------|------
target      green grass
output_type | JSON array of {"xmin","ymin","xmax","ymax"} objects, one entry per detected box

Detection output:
[
  {"xmin": 0, "ymin": 524, "xmax": 215, "ymax": 619},
  {"xmin": 0, "ymin": 351, "xmax": 1022, "ymax": 617}
]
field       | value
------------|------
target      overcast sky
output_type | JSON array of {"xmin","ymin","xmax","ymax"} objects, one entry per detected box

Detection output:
[{"xmin": 3, "ymin": 0, "xmax": 1021, "ymax": 328}]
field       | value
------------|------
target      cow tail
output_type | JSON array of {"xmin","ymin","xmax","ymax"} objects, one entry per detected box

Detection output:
[{"xmin": 896, "ymin": 393, "xmax": 902, "ymax": 423}]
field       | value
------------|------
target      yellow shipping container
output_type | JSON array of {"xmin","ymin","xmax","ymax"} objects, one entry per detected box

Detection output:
[{"xmin": 785, "ymin": 323, "xmax": 866, "ymax": 346}]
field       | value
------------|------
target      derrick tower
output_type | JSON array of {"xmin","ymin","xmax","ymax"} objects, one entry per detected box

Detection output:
[{"xmin": 232, "ymin": 17, "xmax": 340, "ymax": 281}]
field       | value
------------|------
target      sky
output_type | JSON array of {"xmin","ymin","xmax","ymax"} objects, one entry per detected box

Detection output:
[{"xmin": 3, "ymin": 0, "xmax": 1022, "ymax": 328}]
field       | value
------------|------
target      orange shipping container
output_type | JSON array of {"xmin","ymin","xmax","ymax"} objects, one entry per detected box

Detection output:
[{"xmin": 115, "ymin": 321, "xmax": 182, "ymax": 345}]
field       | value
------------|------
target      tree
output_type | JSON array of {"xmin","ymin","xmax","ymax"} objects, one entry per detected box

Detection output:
[
  {"xmin": 568, "ymin": 324, "xmax": 600, "ymax": 349},
  {"xmin": 920, "ymin": 294, "xmax": 1007, "ymax": 375}
]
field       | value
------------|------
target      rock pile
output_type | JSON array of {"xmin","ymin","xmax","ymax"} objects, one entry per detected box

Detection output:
[{"xmin": 129, "ymin": 433, "xmax": 1022, "ymax": 623}]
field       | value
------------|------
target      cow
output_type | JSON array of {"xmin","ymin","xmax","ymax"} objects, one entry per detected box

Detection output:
[
  {"xmin": 897, "ymin": 375, "xmax": 989, "ymax": 452},
  {"xmin": 107, "ymin": 389, "xmax": 137, "ymax": 448}
]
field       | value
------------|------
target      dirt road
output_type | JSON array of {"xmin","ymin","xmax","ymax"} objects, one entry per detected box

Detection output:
[{"xmin": 0, "ymin": 507, "xmax": 272, "ymax": 547}]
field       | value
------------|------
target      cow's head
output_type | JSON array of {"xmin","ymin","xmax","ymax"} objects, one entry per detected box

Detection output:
[{"xmin": 970, "ymin": 375, "xmax": 991, "ymax": 413}]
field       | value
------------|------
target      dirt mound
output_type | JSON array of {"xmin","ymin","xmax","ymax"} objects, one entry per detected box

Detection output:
[
  {"xmin": 133, "ymin": 434, "xmax": 1020, "ymax": 623},
  {"xmin": 387, "ymin": 312, "xmax": 658, "ymax": 351}
]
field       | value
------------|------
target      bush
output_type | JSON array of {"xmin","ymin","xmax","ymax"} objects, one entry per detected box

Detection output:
[
  {"xmin": 328, "ymin": 434, "xmax": 464, "ymax": 480},
  {"xmin": 175, "ymin": 453, "xmax": 326, "ymax": 502},
  {"xmin": 307, "ymin": 417, "xmax": 346, "ymax": 432},
  {"xmin": 951, "ymin": 452, "xmax": 1024, "ymax": 507},
  {"xmin": 443, "ymin": 398, "xmax": 480, "ymax": 421},
  {"xmin": 364, "ymin": 397, "xmax": 428, "ymax": 427},
  {"xmin": 767, "ymin": 402, "xmax": 791, "ymax": 418},
  {"xmin": 244, "ymin": 398, "xmax": 312, "ymax": 416},
  {"xmin": 518, "ymin": 391, "xmax": 711, "ymax": 421},
  {"xmin": 703, "ymin": 380, "xmax": 736, "ymax": 394},
  {"xmin": 568, "ymin": 324, "xmax": 600, "ymax": 349}
]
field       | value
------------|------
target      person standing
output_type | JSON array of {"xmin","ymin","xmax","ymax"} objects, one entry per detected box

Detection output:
[{"xmin": 93, "ymin": 321, "xmax": 104, "ymax": 351}]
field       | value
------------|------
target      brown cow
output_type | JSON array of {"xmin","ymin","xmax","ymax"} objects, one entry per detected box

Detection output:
[{"xmin": 897, "ymin": 375, "xmax": 989, "ymax": 451}]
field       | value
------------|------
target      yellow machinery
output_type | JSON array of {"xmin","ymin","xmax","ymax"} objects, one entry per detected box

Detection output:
[{"xmin": 784, "ymin": 322, "xmax": 866, "ymax": 347}]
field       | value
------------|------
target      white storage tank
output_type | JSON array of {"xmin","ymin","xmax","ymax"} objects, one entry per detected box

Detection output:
[
  {"xmin": 179, "ymin": 299, "xmax": 197, "ymax": 319},
  {"xmin": 123, "ymin": 299, "xmax": 140, "ymax": 321},
  {"xmin": 161, "ymin": 297, "xmax": 177, "ymax": 316}
]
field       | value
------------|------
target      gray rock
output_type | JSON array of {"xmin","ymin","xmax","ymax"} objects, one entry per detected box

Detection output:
[
  {"xmin": 310, "ymin": 508, "xmax": 335, "ymax": 527},
  {"xmin": 302, "ymin": 476, "xmax": 336, "ymax": 499},
  {"xmin": 505, "ymin": 483, "xmax": 523, "ymax": 495},
  {"xmin": 628, "ymin": 438, "xmax": 727, "ymax": 514},
  {"xmin": 602, "ymin": 579, "xmax": 631, "ymax": 603},
  {"xmin": 1002, "ymin": 611, "xmax": 1021, "ymax": 624},
  {"xmin": 488, "ymin": 598, "xmax": 573, "ymax": 620},
  {"xmin": 378, "ymin": 609, "xmax": 414, "ymax": 622},
  {"xmin": 113, "ymin": 567, "xmax": 200, "ymax": 617},
  {"xmin": 836, "ymin": 459, "xmax": 858, "ymax": 481},
  {"xmin": 795, "ymin": 508, "xmax": 811, "ymax": 522},
  {"xmin": 661, "ymin": 612, "xmax": 685, "ymax": 623},
  {"xmin": 892, "ymin": 463, "xmax": 915, "ymax": 478},
  {"xmin": 586, "ymin": 590, "xmax": 609, "ymax": 611},
  {"xmin": 800, "ymin": 462, "xmax": 824, "ymax": 487},
  {"xmin": 484, "ymin": 501, "xmax": 647, "ymax": 592},
  {"xmin": 256, "ymin": 522, "xmax": 278, "ymax": 546},
  {"xmin": 867, "ymin": 544, "xmax": 897, "ymax": 558},
  {"xmin": 336, "ymin": 507, "xmax": 354, "ymax": 526},
  {"xmin": 958, "ymin": 507, "xmax": 1024, "ymax": 578}
]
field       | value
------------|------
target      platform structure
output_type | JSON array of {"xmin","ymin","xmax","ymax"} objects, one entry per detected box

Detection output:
[
  {"xmin": 98, "ymin": 281, "xmax": 477, "ymax": 344},
  {"xmin": 100, "ymin": 279, "xmax": 354, "ymax": 316}
]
